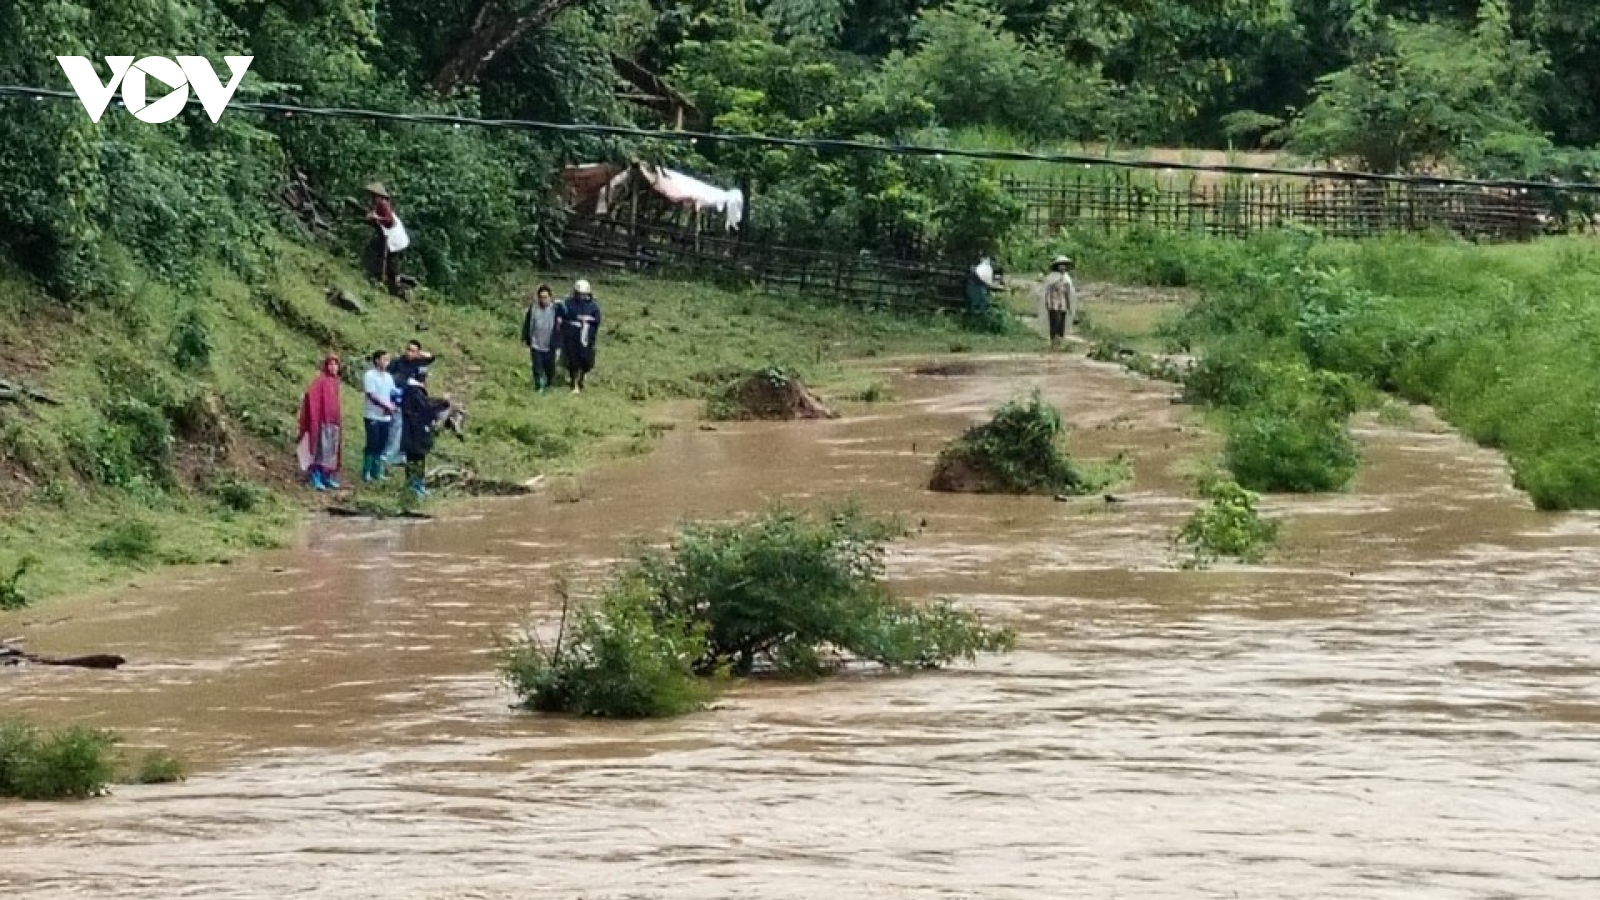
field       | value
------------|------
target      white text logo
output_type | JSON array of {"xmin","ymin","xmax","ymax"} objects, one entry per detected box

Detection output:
[{"xmin": 56, "ymin": 56, "xmax": 253, "ymax": 123}]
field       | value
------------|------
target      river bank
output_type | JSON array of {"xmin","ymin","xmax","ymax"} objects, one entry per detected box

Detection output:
[{"xmin": 0, "ymin": 246, "xmax": 1035, "ymax": 606}]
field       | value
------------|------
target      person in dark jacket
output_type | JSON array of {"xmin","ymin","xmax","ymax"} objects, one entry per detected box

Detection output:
[
  {"xmin": 556, "ymin": 278, "xmax": 603, "ymax": 393},
  {"xmin": 399, "ymin": 372, "xmax": 438, "ymax": 499},
  {"xmin": 385, "ymin": 339, "xmax": 438, "ymax": 464}
]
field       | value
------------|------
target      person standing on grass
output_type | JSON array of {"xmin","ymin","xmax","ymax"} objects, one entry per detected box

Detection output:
[
  {"xmin": 296, "ymin": 354, "xmax": 344, "ymax": 492},
  {"xmin": 361, "ymin": 350, "xmax": 398, "ymax": 482},
  {"xmin": 557, "ymin": 279, "xmax": 602, "ymax": 393},
  {"xmin": 1041, "ymin": 254, "xmax": 1078, "ymax": 350},
  {"xmin": 521, "ymin": 284, "xmax": 559, "ymax": 392},
  {"xmin": 399, "ymin": 371, "xmax": 438, "ymax": 499},
  {"xmin": 384, "ymin": 339, "xmax": 436, "ymax": 464}
]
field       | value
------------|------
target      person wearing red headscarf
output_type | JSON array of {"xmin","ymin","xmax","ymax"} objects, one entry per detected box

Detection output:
[{"xmin": 297, "ymin": 355, "xmax": 345, "ymax": 491}]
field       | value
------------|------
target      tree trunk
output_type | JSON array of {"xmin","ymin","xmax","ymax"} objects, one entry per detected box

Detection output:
[{"xmin": 431, "ymin": 0, "xmax": 579, "ymax": 97}]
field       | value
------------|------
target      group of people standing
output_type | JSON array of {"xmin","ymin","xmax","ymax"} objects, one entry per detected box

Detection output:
[
  {"xmin": 520, "ymin": 279, "xmax": 604, "ymax": 393},
  {"xmin": 296, "ymin": 341, "xmax": 449, "ymax": 498}
]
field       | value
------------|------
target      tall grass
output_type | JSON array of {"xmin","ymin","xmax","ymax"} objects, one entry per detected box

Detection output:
[{"xmin": 1076, "ymin": 227, "xmax": 1600, "ymax": 509}]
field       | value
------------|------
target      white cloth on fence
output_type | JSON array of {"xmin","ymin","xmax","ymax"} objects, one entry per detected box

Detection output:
[
  {"xmin": 384, "ymin": 216, "xmax": 410, "ymax": 253},
  {"xmin": 640, "ymin": 165, "xmax": 745, "ymax": 231}
]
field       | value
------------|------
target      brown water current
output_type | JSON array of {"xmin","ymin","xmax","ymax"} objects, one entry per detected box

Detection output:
[{"xmin": 2, "ymin": 354, "xmax": 1599, "ymax": 899}]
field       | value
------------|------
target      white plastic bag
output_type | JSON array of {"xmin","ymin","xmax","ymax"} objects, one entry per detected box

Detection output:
[{"xmin": 384, "ymin": 216, "xmax": 411, "ymax": 253}]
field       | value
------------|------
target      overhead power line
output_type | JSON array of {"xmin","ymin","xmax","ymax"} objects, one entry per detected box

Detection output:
[{"xmin": 2, "ymin": 82, "xmax": 1598, "ymax": 195}]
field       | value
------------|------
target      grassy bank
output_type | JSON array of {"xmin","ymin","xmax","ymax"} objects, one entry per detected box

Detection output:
[
  {"xmin": 0, "ymin": 245, "xmax": 1032, "ymax": 605},
  {"xmin": 1047, "ymin": 226, "xmax": 1600, "ymax": 509}
]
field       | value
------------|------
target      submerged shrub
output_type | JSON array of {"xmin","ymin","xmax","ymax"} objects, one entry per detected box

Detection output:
[
  {"xmin": 502, "ymin": 505, "xmax": 1015, "ymax": 718},
  {"xmin": 131, "ymin": 750, "xmax": 185, "ymax": 785},
  {"xmin": 0, "ymin": 720, "xmax": 118, "ymax": 800},
  {"xmin": 1175, "ymin": 478, "xmax": 1279, "ymax": 568},
  {"xmin": 502, "ymin": 580, "xmax": 711, "ymax": 720},
  {"xmin": 929, "ymin": 391, "xmax": 1125, "ymax": 495},
  {"xmin": 1225, "ymin": 404, "xmax": 1359, "ymax": 493}
]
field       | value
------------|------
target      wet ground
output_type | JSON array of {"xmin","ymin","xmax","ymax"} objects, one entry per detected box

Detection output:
[{"xmin": 2, "ymin": 353, "xmax": 1598, "ymax": 899}]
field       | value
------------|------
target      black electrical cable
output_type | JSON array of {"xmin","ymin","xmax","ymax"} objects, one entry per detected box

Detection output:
[{"xmin": 3, "ymin": 82, "xmax": 1597, "ymax": 195}]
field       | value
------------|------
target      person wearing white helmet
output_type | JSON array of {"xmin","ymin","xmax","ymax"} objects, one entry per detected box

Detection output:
[{"xmin": 556, "ymin": 278, "xmax": 603, "ymax": 392}]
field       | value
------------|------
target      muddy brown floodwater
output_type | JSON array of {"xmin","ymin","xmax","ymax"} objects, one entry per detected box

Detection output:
[{"xmin": 3, "ymin": 354, "xmax": 1600, "ymax": 899}]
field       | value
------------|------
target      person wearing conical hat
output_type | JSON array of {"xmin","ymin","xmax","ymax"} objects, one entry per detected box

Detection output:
[
  {"xmin": 1041, "ymin": 254, "xmax": 1078, "ymax": 351},
  {"xmin": 363, "ymin": 181, "xmax": 408, "ymax": 296}
]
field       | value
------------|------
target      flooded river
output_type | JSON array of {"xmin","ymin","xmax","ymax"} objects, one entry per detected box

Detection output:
[{"xmin": 2, "ymin": 354, "xmax": 1598, "ymax": 899}]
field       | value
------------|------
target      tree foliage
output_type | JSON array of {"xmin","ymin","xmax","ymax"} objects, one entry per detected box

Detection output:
[{"xmin": 3, "ymin": 0, "xmax": 1600, "ymax": 299}]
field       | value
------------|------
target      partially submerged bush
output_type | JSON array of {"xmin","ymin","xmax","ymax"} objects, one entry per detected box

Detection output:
[
  {"xmin": 1222, "ymin": 363, "xmax": 1362, "ymax": 493},
  {"xmin": 0, "ymin": 720, "xmax": 118, "ymax": 800},
  {"xmin": 131, "ymin": 750, "xmax": 186, "ymax": 785},
  {"xmin": 501, "ymin": 505, "xmax": 1014, "ymax": 718},
  {"xmin": 1175, "ymin": 478, "xmax": 1279, "ymax": 569},
  {"xmin": 929, "ymin": 392, "xmax": 1127, "ymax": 495},
  {"xmin": 502, "ymin": 580, "xmax": 711, "ymax": 720}
]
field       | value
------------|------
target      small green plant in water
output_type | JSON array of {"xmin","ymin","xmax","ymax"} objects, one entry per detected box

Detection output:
[
  {"xmin": 0, "ymin": 556, "xmax": 36, "ymax": 610},
  {"xmin": 130, "ymin": 750, "xmax": 186, "ymax": 785},
  {"xmin": 1175, "ymin": 477, "xmax": 1279, "ymax": 569},
  {"xmin": 930, "ymin": 391, "xmax": 1126, "ymax": 495}
]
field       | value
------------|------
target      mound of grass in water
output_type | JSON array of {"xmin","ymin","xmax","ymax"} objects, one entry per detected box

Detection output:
[
  {"xmin": 705, "ymin": 366, "xmax": 837, "ymax": 421},
  {"xmin": 501, "ymin": 505, "xmax": 1015, "ymax": 719},
  {"xmin": 929, "ymin": 392, "xmax": 1128, "ymax": 495}
]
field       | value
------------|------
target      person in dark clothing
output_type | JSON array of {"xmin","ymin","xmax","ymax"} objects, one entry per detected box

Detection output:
[
  {"xmin": 383, "ymin": 340, "xmax": 436, "ymax": 465},
  {"xmin": 399, "ymin": 372, "xmax": 438, "ymax": 499},
  {"xmin": 520, "ymin": 284, "xmax": 559, "ymax": 392},
  {"xmin": 556, "ymin": 278, "xmax": 603, "ymax": 393}
]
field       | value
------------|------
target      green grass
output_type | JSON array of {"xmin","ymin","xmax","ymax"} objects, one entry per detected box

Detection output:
[
  {"xmin": 0, "ymin": 241, "xmax": 1033, "ymax": 604},
  {"xmin": 1067, "ymin": 227, "xmax": 1600, "ymax": 509}
]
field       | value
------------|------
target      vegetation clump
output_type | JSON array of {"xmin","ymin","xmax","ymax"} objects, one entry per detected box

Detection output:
[
  {"xmin": 1175, "ymin": 478, "xmax": 1280, "ymax": 569},
  {"xmin": 707, "ymin": 367, "xmax": 838, "ymax": 421},
  {"xmin": 0, "ymin": 720, "xmax": 119, "ymax": 800},
  {"xmin": 930, "ymin": 392, "xmax": 1128, "ymax": 495},
  {"xmin": 501, "ymin": 505, "xmax": 1015, "ymax": 719},
  {"xmin": 0, "ymin": 556, "xmax": 36, "ymax": 610}
]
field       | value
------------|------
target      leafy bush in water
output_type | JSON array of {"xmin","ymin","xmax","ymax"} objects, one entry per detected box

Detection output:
[
  {"xmin": 502, "ymin": 506, "xmax": 1014, "ymax": 717},
  {"xmin": 1226, "ymin": 403, "xmax": 1360, "ymax": 493},
  {"xmin": 0, "ymin": 720, "xmax": 118, "ymax": 800},
  {"xmin": 1175, "ymin": 478, "xmax": 1279, "ymax": 569},
  {"xmin": 930, "ymin": 392, "xmax": 1124, "ymax": 495},
  {"xmin": 131, "ymin": 750, "xmax": 186, "ymax": 785},
  {"xmin": 503, "ymin": 579, "xmax": 711, "ymax": 720}
]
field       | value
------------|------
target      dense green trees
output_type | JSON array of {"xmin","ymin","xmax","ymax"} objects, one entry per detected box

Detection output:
[{"xmin": 2, "ymin": 0, "xmax": 1599, "ymax": 297}]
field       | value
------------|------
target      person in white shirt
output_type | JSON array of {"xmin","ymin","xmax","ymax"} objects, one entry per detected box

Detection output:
[
  {"xmin": 1041, "ymin": 255, "xmax": 1078, "ymax": 350},
  {"xmin": 361, "ymin": 350, "xmax": 399, "ymax": 482}
]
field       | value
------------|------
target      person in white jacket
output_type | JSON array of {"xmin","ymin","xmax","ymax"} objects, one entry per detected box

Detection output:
[{"xmin": 1040, "ymin": 255, "xmax": 1078, "ymax": 350}]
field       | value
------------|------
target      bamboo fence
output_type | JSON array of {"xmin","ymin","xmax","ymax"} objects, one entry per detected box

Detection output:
[
  {"xmin": 562, "ymin": 214, "xmax": 968, "ymax": 312},
  {"xmin": 999, "ymin": 171, "xmax": 1577, "ymax": 242}
]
